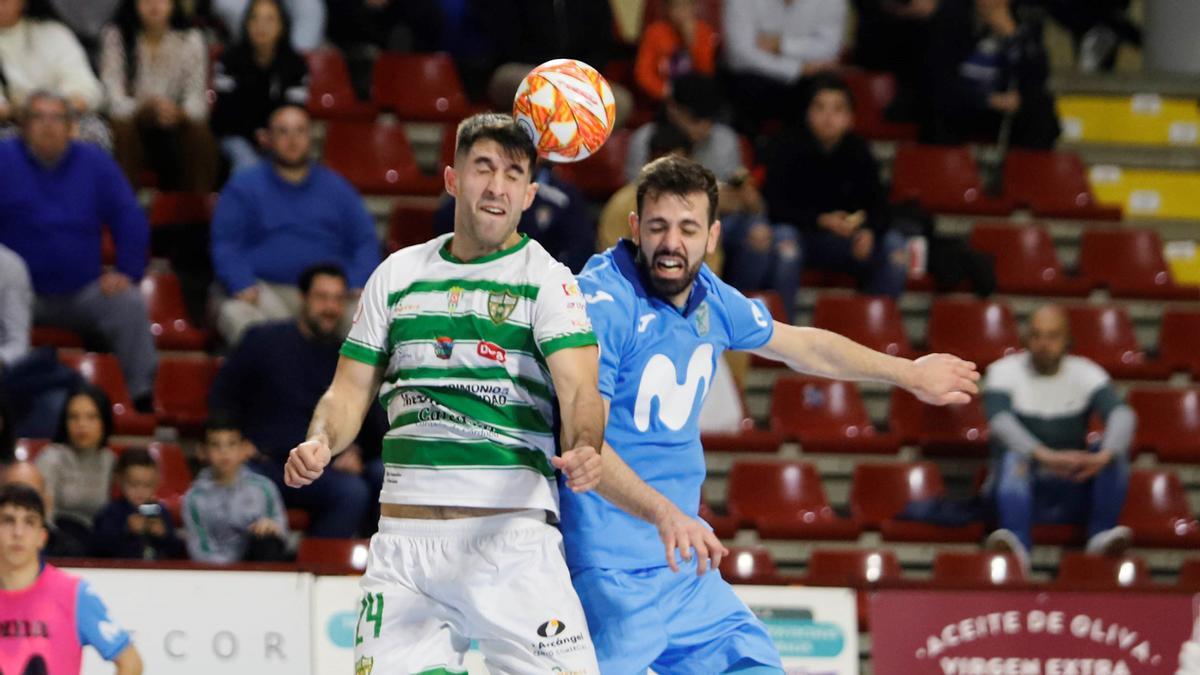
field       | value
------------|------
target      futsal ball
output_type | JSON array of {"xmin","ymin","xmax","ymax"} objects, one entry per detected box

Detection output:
[{"xmin": 513, "ymin": 59, "xmax": 616, "ymax": 163}]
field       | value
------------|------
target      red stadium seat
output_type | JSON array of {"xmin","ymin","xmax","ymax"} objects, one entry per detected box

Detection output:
[
  {"xmin": 699, "ymin": 502, "xmax": 740, "ymax": 539},
  {"xmin": 304, "ymin": 48, "xmax": 376, "ymax": 120},
  {"xmin": 770, "ymin": 377, "xmax": 898, "ymax": 454},
  {"xmin": 31, "ymin": 326, "xmax": 85, "ymax": 349},
  {"xmin": 1055, "ymin": 552, "xmax": 1150, "ymax": 589},
  {"xmin": 154, "ymin": 355, "xmax": 221, "ymax": 435},
  {"xmin": 297, "ymin": 538, "xmax": 371, "ymax": 574},
  {"xmin": 932, "ymin": 551, "xmax": 1026, "ymax": 587},
  {"xmin": 726, "ymin": 461, "xmax": 860, "ymax": 540},
  {"xmin": 701, "ymin": 384, "xmax": 785, "ymax": 454},
  {"xmin": 111, "ymin": 442, "xmax": 192, "ymax": 523},
  {"xmin": 147, "ymin": 192, "xmax": 216, "ymax": 228},
  {"xmin": 841, "ymin": 69, "xmax": 918, "ymax": 141},
  {"xmin": 1065, "ymin": 305, "xmax": 1166, "ymax": 380},
  {"xmin": 372, "ymin": 52, "xmax": 470, "ymax": 122},
  {"xmin": 13, "ymin": 438, "xmax": 50, "ymax": 463},
  {"xmin": 1160, "ymin": 309, "xmax": 1200, "ymax": 377},
  {"xmin": 288, "ymin": 508, "xmax": 311, "ymax": 532},
  {"xmin": 1180, "ymin": 559, "xmax": 1200, "ymax": 589},
  {"xmin": 553, "ymin": 128, "xmax": 631, "ymax": 200},
  {"xmin": 141, "ymin": 271, "xmax": 209, "ymax": 351},
  {"xmin": 58, "ymin": 352, "xmax": 156, "ymax": 436},
  {"xmin": 387, "ymin": 201, "xmax": 438, "ymax": 253},
  {"xmin": 1002, "ymin": 150, "xmax": 1121, "ymax": 220},
  {"xmin": 849, "ymin": 462, "xmax": 984, "ymax": 542},
  {"xmin": 889, "ymin": 389, "xmax": 989, "ymax": 457},
  {"xmin": 1080, "ymin": 229, "xmax": 1199, "ymax": 300},
  {"xmin": 718, "ymin": 546, "xmax": 789, "ymax": 585},
  {"xmin": 812, "ymin": 294, "xmax": 913, "ymax": 357},
  {"xmin": 323, "ymin": 120, "xmax": 443, "ymax": 195},
  {"xmin": 890, "ymin": 144, "xmax": 1015, "ymax": 215},
  {"xmin": 1127, "ymin": 388, "xmax": 1200, "ymax": 463},
  {"xmin": 1119, "ymin": 469, "xmax": 1200, "ymax": 548},
  {"xmin": 927, "ymin": 297, "xmax": 1022, "ymax": 368},
  {"xmin": 968, "ymin": 222, "xmax": 1089, "ymax": 296},
  {"xmin": 805, "ymin": 548, "xmax": 902, "ymax": 630}
]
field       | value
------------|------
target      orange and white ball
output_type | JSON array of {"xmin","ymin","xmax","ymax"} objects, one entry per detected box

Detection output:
[{"xmin": 513, "ymin": 59, "xmax": 616, "ymax": 163}]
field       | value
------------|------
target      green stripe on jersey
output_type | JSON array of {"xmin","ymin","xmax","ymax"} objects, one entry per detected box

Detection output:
[
  {"xmin": 386, "ymin": 279, "xmax": 540, "ymax": 309},
  {"xmin": 387, "ymin": 385, "xmax": 553, "ymax": 434},
  {"xmin": 387, "ymin": 314, "xmax": 540, "ymax": 357},
  {"xmin": 383, "ymin": 437, "xmax": 554, "ymax": 477},
  {"xmin": 539, "ymin": 331, "xmax": 598, "ymax": 357},
  {"xmin": 341, "ymin": 339, "xmax": 388, "ymax": 366},
  {"xmin": 385, "ymin": 365, "xmax": 553, "ymax": 402}
]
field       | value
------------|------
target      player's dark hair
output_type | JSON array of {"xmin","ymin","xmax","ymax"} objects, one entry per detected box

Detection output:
[
  {"xmin": 0, "ymin": 482, "xmax": 46, "ymax": 521},
  {"xmin": 54, "ymin": 384, "xmax": 114, "ymax": 449},
  {"xmin": 455, "ymin": 113, "xmax": 538, "ymax": 174},
  {"xmin": 299, "ymin": 263, "xmax": 346, "ymax": 295},
  {"xmin": 116, "ymin": 447, "xmax": 157, "ymax": 476},
  {"xmin": 636, "ymin": 155, "xmax": 719, "ymax": 225},
  {"xmin": 804, "ymin": 73, "xmax": 856, "ymax": 113},
  {"xmin": 204, "ymin": 412, "xmax": 243, "ymax": 437}
]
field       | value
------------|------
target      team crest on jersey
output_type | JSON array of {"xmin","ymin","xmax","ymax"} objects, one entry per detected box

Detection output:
[
  {"xmin": 434, "ymin": 336, "xmax": 455, "ymax": 360},
  {"xmin": 447, "ymin": 286, "xmax": 464, "ymax": 313},
  {"xmin": 694, "ymin": 300, "xmax": 711, "ymax": 336},
  {"xmin": 488, "ymin": 291, "xmax": 519, "ymax": 324},
  {"xmin": 355, "ymin": 656, "xmax": 374, "ymax": 675}
]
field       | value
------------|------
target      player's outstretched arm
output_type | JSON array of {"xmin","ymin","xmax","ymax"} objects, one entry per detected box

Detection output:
[
  {"xmin": 596, "ymin": 439, "xmax": 729, "ymax": 575},
  {"xmin": 113, "ymin": 644, "xmax": 143, "ymax": 675},
  {"xmin": 546, "ymin": 345, "xmax": 606, "ymax": 492},
  {"xmin": 750, "ymin": 322, "xmax": 981, "ymax": 405},
  {"xmin": 285, "ymin": 356, "xmax": 385, "ymax": 488}
]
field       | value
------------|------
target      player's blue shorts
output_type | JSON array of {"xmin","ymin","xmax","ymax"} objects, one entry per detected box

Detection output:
[{"xmin": 571, "ymin": 560, "xmax": 783, "ymax": 674}]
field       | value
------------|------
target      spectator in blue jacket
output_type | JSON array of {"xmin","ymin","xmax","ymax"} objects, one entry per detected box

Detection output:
[
  {"xmin": 0, "ymin": 91, "xmax": 156, "ymax": 409},
  {"xmin": 91, "ymin": 448, "xmax": 184, "ymax": 560},
  {"xmin": 210, "ymin": 104, "xmax": 379, "ymax": 344}
]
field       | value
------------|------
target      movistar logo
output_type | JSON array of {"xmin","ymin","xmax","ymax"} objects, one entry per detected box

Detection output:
[{"xmin": 634, "ymin": 344, "xmax": 714, "ymax": 431}]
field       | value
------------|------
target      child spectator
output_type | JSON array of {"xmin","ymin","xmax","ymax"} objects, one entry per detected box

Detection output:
[
  {"xmin": 92, "ymin": 448, "xmax": 183, "ymax": 560},
  {"xmin": 634, "ymin": 0, "xmax": 718, "ymax": 102},
  {"xmin": 183, "ymin": 415, "xmax": 289, "ymax": 563}
]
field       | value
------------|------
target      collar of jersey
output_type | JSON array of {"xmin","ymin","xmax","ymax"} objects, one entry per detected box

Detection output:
[
  {"xmin": 613, "ymin": 239, "xmax": 708, "ymax": 317},
  {"xmin": 439, "ymin": 234, "xmax": 530, "ymax": 264}
]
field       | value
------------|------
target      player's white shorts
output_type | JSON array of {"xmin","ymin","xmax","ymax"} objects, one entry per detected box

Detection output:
[{"xmin": 354, "ymin": 509, "xmax": 599, "ymax": 675}]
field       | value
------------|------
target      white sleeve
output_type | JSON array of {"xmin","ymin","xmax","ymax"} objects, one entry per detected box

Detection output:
[
  {"xmin": 779, "ymin": 0, "xmax": 847, "ymax": 64},
  {"xmin": 533, "ymin": 264, "xmax": 598, "ymax": 358},
  {"xmin": 340, "ymin": 261, "xmax": 391, "ymax": 367}
]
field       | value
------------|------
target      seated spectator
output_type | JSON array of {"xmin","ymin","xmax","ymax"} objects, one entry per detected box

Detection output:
[
  {"xmin": 91, "ymin": 447, "xmax": 183, "ymax": 560},
  {"xmin": 719, "ymin": 168, "xmax": 801, "ymax": 322},
  {"xmin": 434, "ymin": 165, "xmax": 594, "ymax": 273},
  {"xmin": 634, "ymin": 0, "xmax": 718, "ymax": 102},
  {"xmin": 1023, "ymin": 0, "xmax": 1140, "ymax": 72},
  {"xmin": 33, "ymin": 385, "xmax": 116, "ymax": 556},
  {"xmin": 100, "ymin": 0, "xmax": 217, "ymax": 191},
  {"xmin": 210, "ymin": 104, "xmax": 378, "ymax": 344},
  {"xmin": 0, "ymin": 92, "xmax": 157, "ymax": 410},
  {"xmin": 722, "ymin": 0, "xmax": 846, "ymax": 132},
  {"xmin": 851, "ymin": 0, "xmax": 938, "ymax": 121},
  {"xmin": 209, "ymin": 264, "xmax": 386, "ymax": 538},
  {"xmin": 920, "ymin": 0, "xmax": 1059, "ymax": 149},
  {"xmin": 599, "ymin": 120, "xmax": 724, "ymax": 275},
  {"xmin": 47, "ymin": 0, "xmax": 123, "ymax": 65},
  {"xmin": 210, "ymin": 0, "xmax": 308, "ymax": 175},
  {"xmin": 983, "ymin": 304, "xmax": 1136, "ymax": 573},
  {"xmin": 0, "ymin": 0, "xmax": 110, "ymax": 147},
  {"xmin": 184, "ymin": 415, "xmax": 289, "ymax": 563},
  {"xmin": 213, "ymin": 0, "xmax": 323, "ymax": 50},
  {"xmin": 764, "ymin": 75, "xmax": 907, "ymax": 299},
  {"xmin": 624, "ymin": 75, "xmax": 741, "ymax": 184}
]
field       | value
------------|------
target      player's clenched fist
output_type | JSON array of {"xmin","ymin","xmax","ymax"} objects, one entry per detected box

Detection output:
[
  {"xmin": 551, "ymin": 446, "xmax": 602, "ymax": 493},
  {"xmin": 285, "ymin": 439, "xmax": 332, "ymax": 488}
]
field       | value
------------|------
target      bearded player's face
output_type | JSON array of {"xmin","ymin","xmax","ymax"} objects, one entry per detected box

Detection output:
[
  {"xmin": 447, "ymin": 139, "xmax": 538, "ymax": 251},
  {"xmin": 632, "ymin": 191, "xmax": 720, "ymax": 303}
]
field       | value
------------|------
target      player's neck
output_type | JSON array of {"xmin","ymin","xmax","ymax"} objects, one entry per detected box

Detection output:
[
  {"xmin": 0, "ymin": 559, "xmax": 40, "ymax": 591},
  {"xmin": 664, "ymin": 287, "xmax": 691, "ymax": 311},
  {"xmin": 448, "ymin": 230, "xmax": 523, "ymax": 262}
]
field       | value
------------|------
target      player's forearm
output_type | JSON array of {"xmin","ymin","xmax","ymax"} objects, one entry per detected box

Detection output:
[
  {"xmin": 559, "ymin": 387, "xmax": 606, "ymax": 452},
  {"xmin": 777, "ymin": 326, "xmax": 916, "ymax": 388},
  {"xmin": 306, "ymin": 385, "xmax": 368, "ymax": 456},
  {"xmin": 113, "ymin": 645, "xmax": 143, "ymax": 675},
  {"xmin": 596, "ymin": 443, "xmax": 680, "ymax": 525}
]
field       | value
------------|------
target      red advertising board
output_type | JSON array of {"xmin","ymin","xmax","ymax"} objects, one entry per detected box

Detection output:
[{"xmin": 871, "ymin": 590, "xmax": 1199, "ymax": 675}]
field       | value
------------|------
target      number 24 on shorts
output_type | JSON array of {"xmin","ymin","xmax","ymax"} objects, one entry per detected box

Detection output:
[{"xmin": 356, "ymin": 592, "xmax": 385, "ymax": 644}]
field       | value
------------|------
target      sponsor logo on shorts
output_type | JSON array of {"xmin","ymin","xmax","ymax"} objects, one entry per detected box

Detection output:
[
  {"xmin": 532, "ymin": 619, "xmax": 587, "ymax": 658},
  {"xmin": 354, "ymin": 656, "xmax": 374, "ymax": 675},
  {"xmin": 477, "ymin": 340, "xmax": 507, "ymax": 363},
  {"xmin": 434, "ymin": 336, "xmax": 455, "ymax": 360}
]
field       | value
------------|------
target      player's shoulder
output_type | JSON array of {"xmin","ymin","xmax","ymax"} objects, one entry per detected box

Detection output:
[
  {"xmin": 698, "ymin": 265, "xmax": 755, "ymax": 314},
  {"xmin": 375, "ymin": 233, "xmax": 451, "ymax": 278},
  {"xmin": 577, "ymin": 246, "xmax": 636, "ymax": 304}
]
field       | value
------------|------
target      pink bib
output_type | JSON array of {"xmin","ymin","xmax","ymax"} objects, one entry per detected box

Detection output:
[{"xmin": 0, "ymin": 564, "xmax": 82, "ymax": 675}]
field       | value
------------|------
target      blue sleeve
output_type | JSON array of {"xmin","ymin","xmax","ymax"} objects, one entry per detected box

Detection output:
[
  {"xmin": 76, "ymin": 580, "xmax": 132, "ymax": 661},
  {"xmin": 340, "ymin": 177, "xmax": 381, "ymax": 289},
  {"xmin": 577, "ymin": 269, "xmax": 632, "ymax": 400},
  {"xmin": 716, "ymin": 279, "xmax": 775, "ymax": 350},
  {"xmin": 96, "ymin": 151, "xmax": 149, "ymax": 282},
  {"xmin": 210, "ymin": 183, "xmax": 258, "ymax": 294}
]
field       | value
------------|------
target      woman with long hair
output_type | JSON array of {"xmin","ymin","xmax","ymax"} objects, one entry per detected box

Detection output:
[{"xmin": 100, "ymin": 0, "xmax": 216, "ymax": 190}]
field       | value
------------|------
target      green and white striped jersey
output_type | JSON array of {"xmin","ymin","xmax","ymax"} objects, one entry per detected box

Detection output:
[{"xmin": 340, "ymin": 233, "xmax": 597, "ymax": 515}]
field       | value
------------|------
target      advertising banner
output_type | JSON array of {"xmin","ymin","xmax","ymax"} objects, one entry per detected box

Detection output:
[
  {"xmin": 872, "ymin": 590, "xmax": 1200, "ymax": 675},
  {"xmin": 71, "ymin": 568, "xmax": 313, "ymax": 675}
]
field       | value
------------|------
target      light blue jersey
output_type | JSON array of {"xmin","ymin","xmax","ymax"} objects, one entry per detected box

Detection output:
[{"xmin": 561, "ymin": 241, "xmax": 783, "ymax": 675}]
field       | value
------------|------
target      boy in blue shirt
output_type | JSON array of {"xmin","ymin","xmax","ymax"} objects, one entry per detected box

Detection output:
[{"xmin": 562, "ymin": 155, "xmax": 982, "ymax": 673}]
